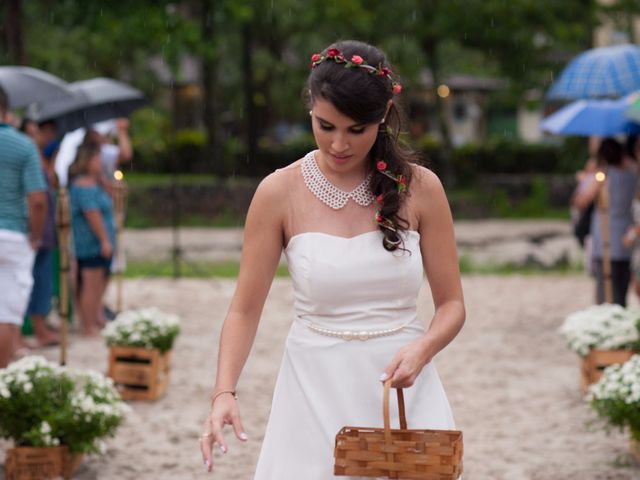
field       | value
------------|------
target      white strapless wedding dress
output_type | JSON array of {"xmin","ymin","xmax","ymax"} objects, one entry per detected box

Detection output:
[{"xmin": 254, "ymin": 229, "xmax": 456, "ymax": 479}]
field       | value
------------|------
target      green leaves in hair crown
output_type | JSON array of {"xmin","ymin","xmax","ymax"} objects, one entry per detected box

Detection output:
[{"xmin": 310, "ymin": 48, "xmax": 402, "ymax": 95}]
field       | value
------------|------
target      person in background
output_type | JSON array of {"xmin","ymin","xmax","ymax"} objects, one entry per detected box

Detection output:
[
  {"xmin": 575, "ymin": 138, "xmax": 637, "ymax": 306},
  {"xmin": 83, "ymin": 118, "xmax": 133, "ymax": 181},
  {"xmin": 37, "ymin": 120, "xmax": 61, "ymax": 164},
  {"xmin": 83, "ymin": 119, "xmax": 132, "ymax": 319},
  {"xmin": 622, "ymin": 135, "xmax": 640, "ymax": 299},
  {"xmin": 20, "ymin": 119, "xmax": 60, "ymax": 347},
  {"xmin": 68, "ymin": 142, "xmax": 115, "ymax": 336},
  {"xmin": 625, "ymin": 135, "xmax": 639, "ymax": 167},
  {"xmin": 0, "ymin": 87, "xmax": 47, "ymax": 367}
]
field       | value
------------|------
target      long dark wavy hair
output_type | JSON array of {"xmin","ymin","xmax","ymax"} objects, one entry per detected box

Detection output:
[{"xmin": 307, "ymin": 40, "xmax": 419, "ymax": 251}]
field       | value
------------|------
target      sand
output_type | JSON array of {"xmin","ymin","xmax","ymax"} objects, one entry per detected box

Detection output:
[{"xmin": 2, "ymin": 273, "xmax": 639, "ymax": 480}]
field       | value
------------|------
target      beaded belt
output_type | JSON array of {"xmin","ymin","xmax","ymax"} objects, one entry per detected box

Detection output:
[{"xmin": 306, "ymin": 321, "xmax": 408, "ymax": 341}]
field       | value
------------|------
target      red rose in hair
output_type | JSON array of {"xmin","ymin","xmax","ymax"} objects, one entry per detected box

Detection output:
[
  {"xmin": 380, "ymin": 67, "xmax": 392, "ymax": 77},
  {"xmin": 392, "ymin": 83, "xmax": 402, "ymax": 94},
  {"xmin": 376, "ymin": 161, "xmax": 387, "ymax": 171},
  {"xmin": 327, "ymin": 48, "xmax": 341, "ymax": 58},
  {"xmin": 376, "ymin": 214, "xmax": 383, "ymax": 223},
  {"xmin": 376, "ymin": 194, "xmax": 384, "ymax": 203},
  {"xmin": 311, "ymin": 53, "xmax": 321, "ymax": 62},
  {"xmin": 351, "ymin": 55, "xmax": 364, "ymax": 65}
]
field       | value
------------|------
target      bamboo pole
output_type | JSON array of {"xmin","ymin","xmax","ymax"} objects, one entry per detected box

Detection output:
[
  {"xmin": 113, "ymin": 170, "xmax": 126, "ymax": 312},
  {"xmin": 596, "ymin": 171, "xmax": 613, "ymax": 303},
  {"xmin": 56, "ymin": 188, "xmax": 71, "ymax": 366}
]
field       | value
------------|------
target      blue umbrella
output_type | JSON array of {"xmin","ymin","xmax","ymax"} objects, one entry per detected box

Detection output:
[
  {"xmin": 541, "ymin": 96, "xmax": 640, "ymax": 136},
  {"xmin": 547, "ymin": 44, "xmax": 640, "ymax": 100}
]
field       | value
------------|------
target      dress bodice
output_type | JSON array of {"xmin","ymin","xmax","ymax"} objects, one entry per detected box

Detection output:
[{"xmin": 284, "ymin": 230, "xmax": 423, "ymax": 330}]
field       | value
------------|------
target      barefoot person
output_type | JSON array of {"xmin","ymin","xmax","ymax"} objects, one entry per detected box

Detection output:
[
  {"xmin": 68, "ymin": 142, "xmax": 115, "ymax": 336},
  {"xmin": 200, "ymin": 40, "xmax": 465, "ymax": 478},
  {"xmin": 0, "ymin": 87, "xmax": 47, "ymax": 367}
]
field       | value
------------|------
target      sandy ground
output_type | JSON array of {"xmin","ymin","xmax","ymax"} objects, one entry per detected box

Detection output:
[{"xmin": 2, "ymin": 273, "xmax": 639, "ymax": 480}]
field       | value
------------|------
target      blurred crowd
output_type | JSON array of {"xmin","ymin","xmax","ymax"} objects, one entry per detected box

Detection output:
[
  {"xmin": 571, "ymin": 135, "xmax": 640, "ymax": 307},
  {"xmin": 0, "ymin": 86, "xmax": 131, "ymax": 367}
]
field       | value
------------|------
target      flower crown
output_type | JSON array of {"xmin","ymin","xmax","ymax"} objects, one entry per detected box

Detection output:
[{"xmin": 310, "ymin": 48, "xmax": 402, "ymax": 95}]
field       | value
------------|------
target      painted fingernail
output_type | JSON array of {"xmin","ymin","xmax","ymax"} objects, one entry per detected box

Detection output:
[
  {"xmin": 379, "ymin": 373, "xmax": 388, "ymax": 381},
  {"xmin": 240, "ymin": 432, "xmax": 248, "ymax": 441},
  {"xmin": 219, "ymin": 445, "xmax": 227, "ymax": 454}
]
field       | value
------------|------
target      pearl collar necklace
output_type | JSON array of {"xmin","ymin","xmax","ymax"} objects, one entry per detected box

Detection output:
[{"xmin": 301, "ymin": 151, "xmax": 375, "ymax": 210}]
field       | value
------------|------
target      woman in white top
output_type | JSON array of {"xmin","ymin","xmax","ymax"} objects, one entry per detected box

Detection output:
[{"xmin": 200, "ymin": 40, "xmax": 465, "ymax": 479}]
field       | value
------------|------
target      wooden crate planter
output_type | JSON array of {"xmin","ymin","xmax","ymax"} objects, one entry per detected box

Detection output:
[
  {"xmin": 108, "ymin": 346, "xmax": 171, "ymax": 401},
  {"xmin": 581, "ymin": 349, "xmax": 634, "ymax": 392},
  {"xmin": 5, "ymin": 446, "xmax": 83, "ymax": 480}
]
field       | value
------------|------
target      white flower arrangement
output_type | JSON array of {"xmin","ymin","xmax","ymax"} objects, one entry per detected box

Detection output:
[
  {"xmin": 589, "ymin": 354, "xmax": 640, "ymax": 440},
  {"xmin": 103, "ymin": 307, "xmax": 180, "ymax": 353},
  {"xmin": 559, "ymin": 304, "xmax": 640, "ymax": 356},
  {"xmin": 0, "ymin": 356, "xmax": 130, "ymax": 453}
]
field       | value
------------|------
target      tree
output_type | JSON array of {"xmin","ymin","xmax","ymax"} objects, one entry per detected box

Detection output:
[{"xmin": 1, "ymin": 0, "xmax": 27, "ymax": 65}]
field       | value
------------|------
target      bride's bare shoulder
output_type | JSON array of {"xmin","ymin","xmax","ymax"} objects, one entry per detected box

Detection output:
[
  {"xmin": 253, "ymin": 158, "xmax": 303, "ymax": 202},
  {"xmin": 408, "ymin": 163, "xmax": 443, "ymax": 197}
]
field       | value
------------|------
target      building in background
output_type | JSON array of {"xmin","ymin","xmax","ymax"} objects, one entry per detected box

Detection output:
[{"xmin": 411, "ymin": 71, "xmax": 505, "ymax": 146}]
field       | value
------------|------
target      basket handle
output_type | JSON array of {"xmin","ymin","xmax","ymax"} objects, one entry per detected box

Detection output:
[{"xmin": 383, "ymin": 379, "xmax": 407, "ymax": 443}]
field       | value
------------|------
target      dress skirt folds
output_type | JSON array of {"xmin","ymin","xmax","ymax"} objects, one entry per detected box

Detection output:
[{"xmin": 253, "ymin": 231, "xmax": 456, "ymax": 479}]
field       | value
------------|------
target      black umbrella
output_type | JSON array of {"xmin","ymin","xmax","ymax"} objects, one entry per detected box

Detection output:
[
  {"xmin": 0, "ymin": 66, "xmax": 74, "ymax": 108},
  {"xmin": 26, "ymin": 77, "xmax": 146, "ymax": 134}
]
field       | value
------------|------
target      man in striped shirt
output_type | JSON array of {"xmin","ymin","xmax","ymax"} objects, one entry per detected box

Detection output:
[{"xmin": 0, "ymin": 86, "xmax": 47, "ymax": 367}]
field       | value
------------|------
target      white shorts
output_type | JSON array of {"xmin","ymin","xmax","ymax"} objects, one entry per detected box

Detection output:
[{"xmin": 0, "ymin": 230, "xmax": 35, "ymax": 325}]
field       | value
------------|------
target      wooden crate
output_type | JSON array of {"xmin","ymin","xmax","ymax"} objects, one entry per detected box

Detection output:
[
  {"xmin": 107, "ymin": 346, "xmax": 171, "ymax": 401},
  {"xmin": 5, "ymin": 446, "xmax": 68, "ymax": 480},
  {"xmin": 581, "ymin": 349, "xmax": 634, "ymax": 392}
]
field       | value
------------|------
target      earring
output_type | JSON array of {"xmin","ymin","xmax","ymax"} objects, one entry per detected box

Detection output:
[
  {"xmin": 309, "ymin": 110, "xmax": 313, "ymax": 116},
  {"xmin": 380, "ymin": 118, "xmax": 386, "ymax": 124}
]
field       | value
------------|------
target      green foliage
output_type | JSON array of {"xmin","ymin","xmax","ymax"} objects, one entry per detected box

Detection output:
[
  {"xmin": 2, "ymin": 0, "xmax": 626, "ymax": 180},
  {"xmin": 123, "ymin": 260, "xmax": 290, "ymax": 278},
  {"xmin": 590, "ymin": 355, "xmax": 640, "ymax": 441},
  {"xmin": 416, "ymin": 136, "xmax": 587, "ymax": 186},
  {"xmin": 0, "ymin": 357, "xmax": 128, "ymax": 454}
]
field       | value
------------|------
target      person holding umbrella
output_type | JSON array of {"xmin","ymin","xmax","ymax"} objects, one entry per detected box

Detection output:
[
  {"xmin": 574, "ymin": 138, "xmax": 636, "ymax": 306},
  {"xmin": 0, "ymin": 86, "xmax": 48, "ymax": 367},
  {"xmin": 83, "ymin": 118, "xmax": 133, "ymax": 180}
]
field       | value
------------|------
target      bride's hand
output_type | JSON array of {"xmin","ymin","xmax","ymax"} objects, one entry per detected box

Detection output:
[
  {"xmin": 200, "ymin": 393, "xmax": 248, "ymax": 473},
  {"xmin": 380, "ymin": 338, "xmax": 432, "ymax": 389}
]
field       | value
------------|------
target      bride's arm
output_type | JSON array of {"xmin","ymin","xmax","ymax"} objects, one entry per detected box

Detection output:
[
  {"xmin": 201, "ymin": 171, "xmax": 286, "ymax": 472},
  {"xmin": 382, "ymin": 165, "xmax": 465, "ymax": 388}
]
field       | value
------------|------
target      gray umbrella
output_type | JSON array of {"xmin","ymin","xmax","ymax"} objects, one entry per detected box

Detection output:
[
  {"xmin": 26, "ymin": 77, "xmax": 146, "ymax": 134},
  {"xmin": 0, "ymin": 66, "xmax": 74, "ymax": 109}
]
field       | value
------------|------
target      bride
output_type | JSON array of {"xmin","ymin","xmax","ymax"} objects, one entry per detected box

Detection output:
[{"xmin": 199, "ymin": 40, "xmax": 465, "ymax": 479}]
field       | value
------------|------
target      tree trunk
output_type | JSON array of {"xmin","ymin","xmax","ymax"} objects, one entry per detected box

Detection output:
[
  {"xmin": 200, "ymin": 0, "xmax": 219, "ymax": 173},
  {"xmin": 242, "ymin": 22, "xmax": 258, "ymax": 167},
  {"xmin": 3, "ymin": 0, "xmax": 27, "ymax": 65},
  {"xmin": 423, "ymin": 38, "xmax": 454, "ymax": 186}
]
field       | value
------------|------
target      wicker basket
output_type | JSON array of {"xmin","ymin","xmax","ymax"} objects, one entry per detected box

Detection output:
[{"xmin": 334, "ymin": 380, "xmax": 463, "ymax": 479}]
